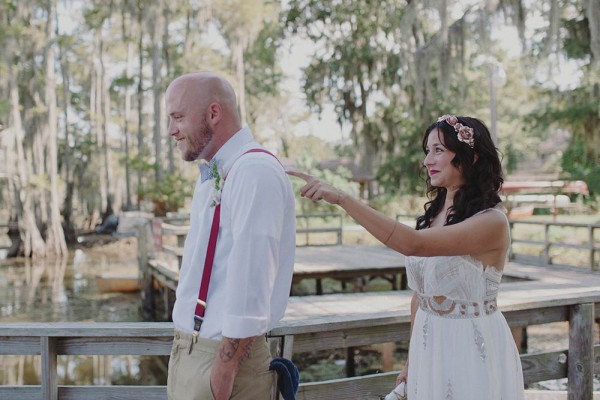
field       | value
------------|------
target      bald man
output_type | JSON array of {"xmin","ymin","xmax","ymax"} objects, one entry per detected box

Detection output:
[{"xmin": 165, "ymin": 72, "xmax": 296, "ymax": 400}]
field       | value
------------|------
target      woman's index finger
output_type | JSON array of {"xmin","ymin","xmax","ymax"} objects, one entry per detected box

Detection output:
[{"xmin": 285, "ymin": 169, "xmax": 313, "ymax": 182}]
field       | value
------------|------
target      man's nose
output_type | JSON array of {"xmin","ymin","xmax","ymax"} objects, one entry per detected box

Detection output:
[{"xmin": 168, "ymin": 120, "xmax": 177, "ymax": 136}]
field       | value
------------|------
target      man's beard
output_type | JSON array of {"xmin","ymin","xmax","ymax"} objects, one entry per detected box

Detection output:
[{"xmin": 184, "ymin": 121, "xmax": 214, "ymax": 162}]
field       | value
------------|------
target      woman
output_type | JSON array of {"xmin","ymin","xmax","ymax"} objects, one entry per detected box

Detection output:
[{"xmin": 288, "ymin": 115, "xmax": 524, "ymax": 399}]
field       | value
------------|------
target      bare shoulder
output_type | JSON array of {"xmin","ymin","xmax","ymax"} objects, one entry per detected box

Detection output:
[{"xmin": 463, "ymin": 208, "xmax": 509, "ymax": 234}]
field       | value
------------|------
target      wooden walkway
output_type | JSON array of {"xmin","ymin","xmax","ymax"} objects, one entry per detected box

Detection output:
[
  {"xmin": 146, "ymin": 244, "xmax": 406, "ymax": 299},
  {"xmin": 1, "ymin": 260, "xmax": 599, "ymax": 399},
  {"xmin": 279, "ymin": 260, "xmax": 600, "ymax": 331}
]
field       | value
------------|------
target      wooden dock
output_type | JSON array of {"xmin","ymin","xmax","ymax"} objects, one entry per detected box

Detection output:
[
  {"xmin": 0, "ymin": 270, "xmax": 599, "ymax": 398},
  {"xmin": 2, "ymin": 216, "xmax": 598, "ymax": 398}
]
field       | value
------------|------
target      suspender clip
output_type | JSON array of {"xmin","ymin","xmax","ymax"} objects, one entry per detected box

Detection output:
[
  {"xmin": 189, "ymin": 315, "xmax": 203, "ymax": 354},
  {"xmin": 193, "ymin": 315, "xmax": 203, "ymax": 340}
]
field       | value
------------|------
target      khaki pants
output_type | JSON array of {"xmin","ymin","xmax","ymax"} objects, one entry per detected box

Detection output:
[{"xmin": 167, "ymin": 330, "xmax": 274, "ymax": 400}]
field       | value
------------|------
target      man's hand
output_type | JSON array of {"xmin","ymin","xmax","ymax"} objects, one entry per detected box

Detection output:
[{"xmin": 210, "ymin": 336, "xmax": 257, "ymax": 399}]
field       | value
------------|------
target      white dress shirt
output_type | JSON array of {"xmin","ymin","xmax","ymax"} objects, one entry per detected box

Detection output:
[{"xmin": 172, "ymin": 127, "xmax": 296, "ymax": 340}]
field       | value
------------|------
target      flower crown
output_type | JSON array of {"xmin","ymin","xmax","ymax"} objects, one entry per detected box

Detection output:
[{"xmin": 437, "ymin": 114, "xmax": 475, "ymax": 148}]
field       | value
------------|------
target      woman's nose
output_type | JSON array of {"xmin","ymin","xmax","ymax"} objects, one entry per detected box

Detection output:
[{"xmin": 423, "ymin": 153, "xmax": 432, "ymax": 166}]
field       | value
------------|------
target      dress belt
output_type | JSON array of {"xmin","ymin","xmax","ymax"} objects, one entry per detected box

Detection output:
[{"xmin": 417, "ymin": 293, "xmax": 497, "ymax": 319}]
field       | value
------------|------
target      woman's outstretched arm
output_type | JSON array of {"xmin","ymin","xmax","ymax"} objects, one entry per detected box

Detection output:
[{"xmin": 286, "ymin": 170, "xmax": 507, "ymax": 257}]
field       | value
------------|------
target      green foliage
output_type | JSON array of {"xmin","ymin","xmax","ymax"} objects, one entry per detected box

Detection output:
[
  {"xmin": 127, "ymin": 153, "xmax": 193, "ymax": 215},
  {"xmin": 561, "ymin": 136, "xmax": 600, "ymax": 196},
  {"xmin": 524, "ymin": 84, "xmax": 599, "ymax": 194},
  {"xmin": 563, "ymin": 15, "xmax": 591, "ymax": 60},
  {"xmin": 245, "ymin": 20, "xmax": 284, "ymax": 97},
  {"xmin": 290, "ymin": 152, "xmax": 357, "ymax": 215},
  {"xmin": 376, "ymin": 120, "xmax": 425, "ymax": 196},
  {"xmin": 138, "ymin": 174, "xmax": 194, "ymax": 215}
]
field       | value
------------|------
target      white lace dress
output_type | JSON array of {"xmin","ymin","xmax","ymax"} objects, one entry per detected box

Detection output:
[{"xmin": 405, "ymin": 211, "xmax": 524, "ymax": 400}]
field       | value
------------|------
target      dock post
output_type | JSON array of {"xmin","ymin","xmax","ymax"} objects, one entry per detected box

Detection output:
[
  {"xmin": 41, "ymin": 336, "xmax": 57, "ymax": 400},
  {"xmin": 568, "ymin": 303, "xmax": 593, "ymax": 400},
  {"xmin": 137, "ymin": 221, "xmax": 155, "ymax": 320}
]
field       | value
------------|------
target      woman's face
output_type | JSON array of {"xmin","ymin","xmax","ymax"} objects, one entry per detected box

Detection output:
[{"xmin": 423, "ymin": 129, "xmax": 465, "ymax": 191}]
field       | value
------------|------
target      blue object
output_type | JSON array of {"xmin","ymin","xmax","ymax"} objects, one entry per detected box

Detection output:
[
  {"xmin": 199, "ymin": 160, "xmax": 217, "ymax": 183},
  {"xmin": 269, "ymin": 357, "xmax": 299, "ymax": 400}
]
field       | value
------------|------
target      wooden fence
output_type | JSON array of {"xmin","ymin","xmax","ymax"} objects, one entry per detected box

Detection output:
[
  {"xmin": 296, "ymin": 212, "xmax": 343, "ymax": 246},
  {"xmin": 509, "ymin": 220, "xmax": 600, "ymax": 271},
  {"xmin": 1, "ymin": 294, "xmax": 599, "ymax": 399},
  {"xmin": 397, "ymin": 215, "xmax": 600, "ymax": 271}
]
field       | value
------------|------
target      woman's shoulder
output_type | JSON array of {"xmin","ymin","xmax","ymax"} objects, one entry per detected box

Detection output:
[{"xmin": 472, "ymin": 204, "xmax": 507, "ymax": 219}]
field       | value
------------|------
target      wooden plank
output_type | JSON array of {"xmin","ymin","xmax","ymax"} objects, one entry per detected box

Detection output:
[
  {"xmin": 504, "ymin": 306, "xmax": 569, "ymax": 328},
  {"xmin": 0, "ymin": 386, "xmax": 41, "ymax": 399},
  {"xmin": 296, "ymin": 228, "xmax": 342, "ymax": 234},
  {"xmin": 568, "ymin": 303, "xmax": 593, "ymax": 400},
  {"xmin": 295, "ymin": 348, "xmax": 581, "ymax": 399},
  {"xmin": 162, "ymin": 244, "xmax": 183, "ymax": 257},
  {"xmin": 292, "ymin": 323, "xmax": 411, "ymax": 353},
  {"xmin": 0, "ymin": 336, "xmax": 40, "ymax": 355},
  {"xmin": 57, "ymin": 336, "xmax": 173, "ymax": 355},
  {"xmin": 41, "ymin": 337, "xmax": 57, "ymax": 400},
  {"xmin": 282, "ymin": 335, "xmax": 294, "ymax": 359},
  {"xmin": 161, "ymin": 223, "xmax": 189, "ymax": 236},
  {"xmin": 0, "ymin": 322, "xmax": 174, "ymax": 337},
  {"xmin": 292, "ymin": 245, "xmax": 405, "ymax": 292},
  {"xmin": 521, "ymin": 350, "xmax": 568, "ymax": 384},
  {"xmin": 148, "ymin": 260, "xmax": 179, "ymax": 282},
  {"xmin": 297, "ymin": 371, "xmax": 397, "ymax": 400},
  {"xmin": 58, "ymin": 386, "xmax": 167, "ymax": 400}
]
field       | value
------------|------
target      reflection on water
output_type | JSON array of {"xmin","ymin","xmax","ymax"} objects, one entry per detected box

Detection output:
[{"xmin": 0, "ymin": 238, "xmax": 168, "ymax": 386}]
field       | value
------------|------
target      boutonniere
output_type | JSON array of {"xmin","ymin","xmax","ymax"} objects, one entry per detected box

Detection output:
[{"xmin": 210, "ymin": 161, "xmax": 223, "ymax": 208}]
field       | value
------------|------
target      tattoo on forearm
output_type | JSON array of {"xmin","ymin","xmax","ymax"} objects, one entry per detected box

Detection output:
[
  {"xmin": 240, "ymin": 339, "xmax": 254, "ymax": 360},
  {"xmin": 220, "ymin": 338, "xmax": 240, "ymax": 362},
  {"xmin": 218, "ymin": 337, "xmax": 256, "ymax": 368}
]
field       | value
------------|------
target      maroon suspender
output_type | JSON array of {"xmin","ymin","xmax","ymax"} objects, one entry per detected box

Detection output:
[{"xmin": 192, "ymin": 148, "xmax": 281, "ymax": 338}]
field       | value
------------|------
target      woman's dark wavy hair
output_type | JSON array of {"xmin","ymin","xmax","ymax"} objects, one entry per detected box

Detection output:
[{"xmin": 415, "ymin": 116, "xmax": 504, "ymax": 230}]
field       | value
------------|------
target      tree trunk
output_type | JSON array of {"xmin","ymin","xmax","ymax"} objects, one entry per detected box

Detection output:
[
  {"xmin": 163, "ymin": 5, "xmax": 175, "ymax": 173},
  {"xmin": 233, "ymin": 37, "xmax": 247, "ymax": 126},
  {"xmin": 43, "ymin": 0, "xmax": 67, "ymax": 256},
  {"xmin": 149, "ymin": 0, "xmax": 164, "ymax": 182},
  {"xmin": 7, "ymin": 60, "xmax": 45, "ymax": 257},
  {"xmin": 57, "ymin": 13, "xmax": 77, "ymax": 245},
  {"xmin": 123, "ymin": 6, "xmax": 134, "ymax": 211},
  {"xmin": 101, "ymin": 46, "xmax": 115, "ymax": 219},
  {"xmin": 137, "ymin": 2, "xmax": 145, "ymax": 208}
]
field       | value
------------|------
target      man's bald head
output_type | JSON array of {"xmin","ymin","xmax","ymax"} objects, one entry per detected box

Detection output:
[
  {"xmin": 166, "ymin": 72, "xmax": 243, "ymax": 161},
  {"xmin": 167, "ymin": 72, "xmax": 240, "ymax": 125}
]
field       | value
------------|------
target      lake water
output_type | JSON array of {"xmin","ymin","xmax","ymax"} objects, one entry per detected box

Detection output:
[{"xmin": 0, "ymin": 238, "xmax": 168, "ymax": 386}]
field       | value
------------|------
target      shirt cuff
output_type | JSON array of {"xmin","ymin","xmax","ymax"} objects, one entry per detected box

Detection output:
[{"xmin": 222, "ymin": 314, "xmax": 268, "ymax": 338}]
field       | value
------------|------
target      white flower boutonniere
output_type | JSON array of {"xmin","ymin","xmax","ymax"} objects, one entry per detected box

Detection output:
[{"xmin": 210, "ymin": 161, "xmax": 223, "ymax": 208}]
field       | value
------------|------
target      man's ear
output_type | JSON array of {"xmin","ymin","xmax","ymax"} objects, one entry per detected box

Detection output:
[{"xmin": 207, "ymin": 102, "xmax": 222, "ymax": 125}]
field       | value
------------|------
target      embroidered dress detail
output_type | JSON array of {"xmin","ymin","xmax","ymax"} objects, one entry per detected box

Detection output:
[
  {"xmin": 471, "ymin": 320, "xmax": 486, "ymax": 361},
  {"xmin": 418, "ymin": 294, "xmax": 497, "ymax": 319},
  {"xmin": 403, "ymin": 207, "xmax": 524, "ymax": 399},
  {"xmin": 422, "ymin": 313, "xmax": 429, "ymax": 349}
]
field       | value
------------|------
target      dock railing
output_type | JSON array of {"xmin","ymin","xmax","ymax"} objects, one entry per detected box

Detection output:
[
  {"xmin": 397, "ymin": 214, "xmax": 600, "ymax": 271},
  {"xmin": 509, "ymin": 220, "xmax": 600, "ymax": 271},
  {"xmin": 1, "ymin": 296, "xmax": 599, "ymax": 399},
  {"xmin": 296, "ymin": 212, "xmax": 343, "ymax": 246}
]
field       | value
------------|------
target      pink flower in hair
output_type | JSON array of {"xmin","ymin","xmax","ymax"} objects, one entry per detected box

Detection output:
[{"xmin": 437, "ymin": 114, "xmax": 475, "ymax": 149}]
